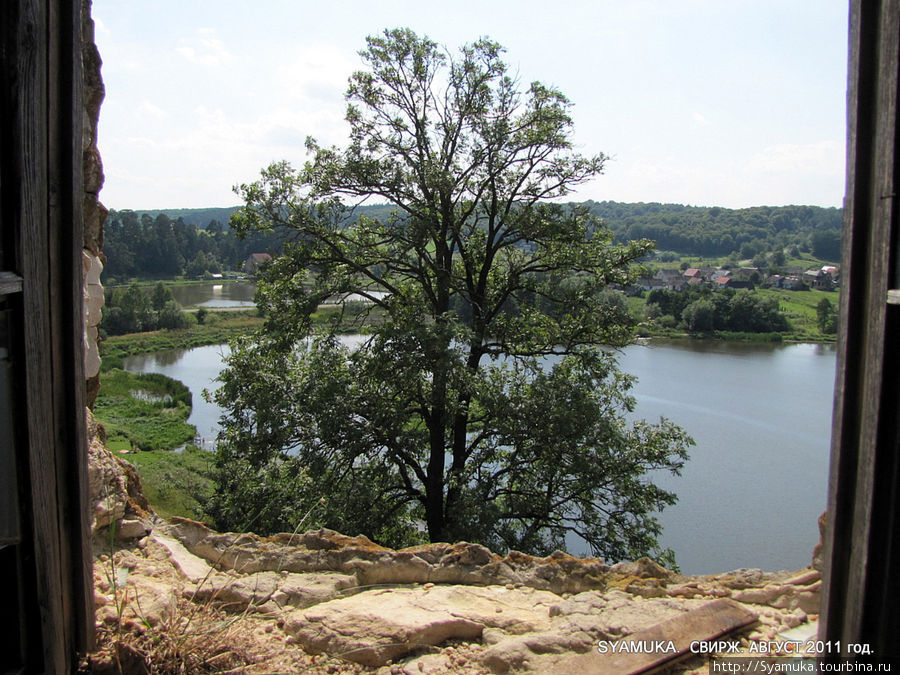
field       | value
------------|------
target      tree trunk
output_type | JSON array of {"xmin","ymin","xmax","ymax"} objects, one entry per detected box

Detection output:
[{"xmin": 425, "ymin": 373, "xmax": 446, "ymax": 542}]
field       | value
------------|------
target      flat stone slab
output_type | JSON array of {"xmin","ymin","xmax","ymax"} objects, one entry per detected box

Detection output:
[
  {"xmin": 548, "ymin": 598, "xmax": 758, "ymax": 674},
  {"xmin": 150, "ymin": 533, "xmax": 215, "ymax": 583},
  {"xmin": 283, "ymin": 584, "xmax": 560, "ymax": 667}
]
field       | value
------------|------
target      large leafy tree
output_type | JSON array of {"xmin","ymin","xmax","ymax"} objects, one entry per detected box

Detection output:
[{"xmin": 210, "ymin": 29, "xmax": 691, "ymax": 563}]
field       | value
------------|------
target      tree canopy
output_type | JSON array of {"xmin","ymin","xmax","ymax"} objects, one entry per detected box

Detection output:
[
  {"xmin": 209, "ymin": 29, "xmax": 691, "ymax": 563},
  {"xmin": 101, "ymin": 209, "xmax": 282, "ymax": 281},
  {"xmin": 589, "ymin": 201, "xmax": 842, "ymax": 260},
  {"xmin": 101, "ymin": 202, "xmax": 843, "ymax": 280}
]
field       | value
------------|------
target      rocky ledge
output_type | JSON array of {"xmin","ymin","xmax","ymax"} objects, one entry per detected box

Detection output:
[
  {"xmin": 87, "ymin": 515, "xmax": 822, "ymax": 673},
  {"xmin": 84, "ymin": 422, "xmax": 823, "ymax": 673}
]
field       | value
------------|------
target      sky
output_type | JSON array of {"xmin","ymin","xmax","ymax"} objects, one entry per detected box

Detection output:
[{"xmin": 91, "ymin": 1, "xmax": 849, "ymax": 211}]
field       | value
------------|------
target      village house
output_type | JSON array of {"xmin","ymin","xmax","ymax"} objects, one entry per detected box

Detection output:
[
  {"xmin": 686, "ymin": 275, "xmax": 705, "ymax": 287},
  {"xmin": 243, "ymin": 252, "xmax": 272, "ymax": 276},
  {"xmin": 734, "ymin": 267, "xmax": 762, "ymax": 283},
  {"xmin": 632, "ymin": 276, "xmax": 667, "ymax": 293},
  {"xmin": 655, "ymin": 268, "xmax": 686, "ymax": 291},
  {"xmin": 782, "ymin": 275, "xmax": 807, "ymax": 291},
  {"xmin": 683, "ymin": 267, "xmax": 703, "ymax": 280},
  {"xmin": 804, "ymin": 268, "xmax": 833, "ymax": 290}
]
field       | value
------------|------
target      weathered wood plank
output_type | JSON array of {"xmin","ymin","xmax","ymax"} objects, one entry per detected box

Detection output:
[
  {"xmin": 54, "ymin": 0, "xmax": 94, "ymax": 652},
  {"xmin": 7, "ymin": 0, "xmax": 92, "ymax": 668},
  {"xmin": 821, "ymin": 0, "xmax": 900, "ymax": 660},
  {"xmin": 16, "ymin": 0, "xmax": 74, "ymax": 668},
  {"xmin": 0, "ymin": 343, "xmax": 21, "ymax": 546},
  {"xmin": 548, "ymin": 599, "xmax": 758, "ymax": 674},
  {"xmin": 0, "ymin": 272, "xmax": 24, "ymax": 295}
]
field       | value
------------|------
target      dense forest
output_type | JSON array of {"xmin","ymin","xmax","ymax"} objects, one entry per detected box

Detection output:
[
  {"xmin": 645, "ymin": 287, "xmax": 791, "ymax": 333},
  {"xmin": 101, "ymin": 209, "xmax": 282, "ymax": 280},
  {"xmin": 101, "ymin": 201, "xmax": 843, "ymax": 280},
  {"xmin": 588, "ymin": 201, "xmax": 842, "ymax": 260}
]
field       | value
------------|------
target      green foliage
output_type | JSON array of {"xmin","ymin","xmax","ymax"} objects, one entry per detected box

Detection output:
[
  {"xmin": 811, "ymin": 229, "xmax": 842, "ymax": 261},
  {"xmin": 126, "ymin": 445, "xmax": 215, "ymax": 521},
  {"xmin": 816, "ymin": 297, "xmax": 838, "ymax": 334},
  {"xmin": 647, "ymin": 288, "xmax": 790, "ymax": 334},
  {"xmin": 212, "ymin": 29, "xmax": 691, "ymax": 562},
  {"xmin": 185, "ymin": 251, "xmax": 223, "ymax": 277},
  {"xmin": 102, "ymin": 282, "xmax": 189, "ymax": 335},
  {"xmin": 93, "ymin": 369, "xmax": 195, "ymax": 451},
  {"xmin": 151, "ymin": 281, "xmax": 173, "ymax": 311},
  {"xmin": 681, "ymin": 299, "xmax": 716, "ymax": 332},
  {"xmin": 588, "ymin": 201, "xmax": 842, "ymax": 261},
  {"xmin": 101, "ymin": 208, "xmax": 276, "ymax": 280}
]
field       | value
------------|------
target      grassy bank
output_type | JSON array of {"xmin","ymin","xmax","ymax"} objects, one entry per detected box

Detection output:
[
  {"xmin": 100, "ymin": 310, "xmax": 263, "ymax": 369},
  {"xmin": 94, "ymin": 301, "xmax": 382, "ymax": 522},
  {"xmin": 755, "ymin": 288, "xmax": 839, "ymax": 341},
  {"xmin": 627, "ymin": 289, "xmax": 839, "ymax": 343},
  {"xmin": 94, "ymin": 369, "xmax": 196, "ymax": 452},
  {"xmin": 125, "ymin": 445, "xmax": 215, "ymax": 521},
  {"xmin": 94, "ymin": 368, "xmax": 215, "ymax": 522}
]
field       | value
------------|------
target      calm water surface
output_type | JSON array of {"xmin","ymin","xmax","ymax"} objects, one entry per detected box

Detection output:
[
  {"xmin": 124, "ymin": 344, "xmax": 232, "ymax": 448},
  {"xmin": 123, "ymin": 339, "xmax": 836, "ymax": 574},
  {"xmin": 617, "ymin": 341, "xmax": 835, "ymax": 574},
  {"xmin": 168, "ymin": 281, "xmax": 256, "ymax": 308}
]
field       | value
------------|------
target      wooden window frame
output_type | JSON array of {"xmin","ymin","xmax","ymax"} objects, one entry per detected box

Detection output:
[
  {"xmin": 1, "ymin": 0, "xmax": 94, "ymax": 671},
  {"xmin": 2, "ymin": 0, "xmax": 899, "ymax": 669}
]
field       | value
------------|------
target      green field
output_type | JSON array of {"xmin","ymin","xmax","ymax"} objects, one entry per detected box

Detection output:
[
  {"xmin": 124, "ymin": 445, "xmax": 215, "ymax": 521},
  {"xmin": 93, "ymin": 369, "xmax": 196, "ymax": 451},
  {"xmin": 756, "ymin": 287, "xmax": 839, "ymax": 341},
  {"xmin": 93, "ymin": 368, "xmax": 214, "ymax": 521},
  {"xmin": 100, "ymin": 309, "xmax": 263, "ymax": 369}
]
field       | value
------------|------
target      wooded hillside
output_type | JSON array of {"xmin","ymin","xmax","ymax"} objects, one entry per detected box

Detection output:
[{"xmin": 102, "ymin": 201, "xmax": 842, "ymax": 280}]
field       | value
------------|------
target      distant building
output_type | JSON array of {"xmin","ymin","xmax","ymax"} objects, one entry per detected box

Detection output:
[
  {"xmin": 633, "ymin": 276, "xmax": 667, "ymax": 292},
  {"xmin": 734, "ymin": 267, "xmax": 761, "ymax": 282},
  {"xmin": 655, "ymin": 268, "xmax": 686, "ymax": 291},
  {"xmin": 782, "ymin": 275, "xmax": 807, "ymax": 291},
  {"xmin": 804, "ymin": 268, "xmax": 833, "ymax": 290},
  {"xmin": 243, "ymin": 252, "xmax": 272, "ymax": 275}
]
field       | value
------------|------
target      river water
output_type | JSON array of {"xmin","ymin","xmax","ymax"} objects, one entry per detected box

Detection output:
[
  {"xmin": 123, "ymin": 339, "xmax": 836, "ymax": 574},
  {"xmin": 168, "ymin": 281, "xmax": 256, "ymax": 308}
]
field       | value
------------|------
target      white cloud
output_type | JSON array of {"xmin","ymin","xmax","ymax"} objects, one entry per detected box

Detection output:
[
  {"xmin": 176, "ymin": 28, "xmax": 232, "ymax": 66},
  {"xmin": 746, "ymin": 140, "xmax": 843, "ymax": 175},
  {"xmin": 273, "ymin": 45, "xmax": 356, "ymax": 104},
  {"xmin": 94, "ymin": 17, "xmax": 110, "ymax": 36},
  {"xmin": 137, "ymin": 100, "xmax": 167, "ymax": 119},
  {"xmin": 90, "ymin": 1, "xmax": 848, "ymax": 209},
  {"xmin": 588, "ymin": 146, "xmax": 845, "ymax": 209}
]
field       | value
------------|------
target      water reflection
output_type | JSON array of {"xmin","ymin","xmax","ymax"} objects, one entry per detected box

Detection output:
[
  {"xmin": 168, "ymin": 281, "xmax": 256, "ymax": 308},
  {"xmin": 123, "ymin": 344, "xmax": 232, "ymax": 450},
  {"xmin": 123, "ymin": 338, "xmax": 837, "ymax": 574}
]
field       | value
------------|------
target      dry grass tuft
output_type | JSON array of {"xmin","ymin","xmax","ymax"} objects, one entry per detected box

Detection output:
[{"xmin": 85, "ymin": 592, "xmax": 265, "ymax": 674}]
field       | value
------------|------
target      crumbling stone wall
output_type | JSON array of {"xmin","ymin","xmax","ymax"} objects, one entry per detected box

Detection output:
[{"xmin": 82, "ymin": 0, "xmax": 107, "ymax": 407}]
